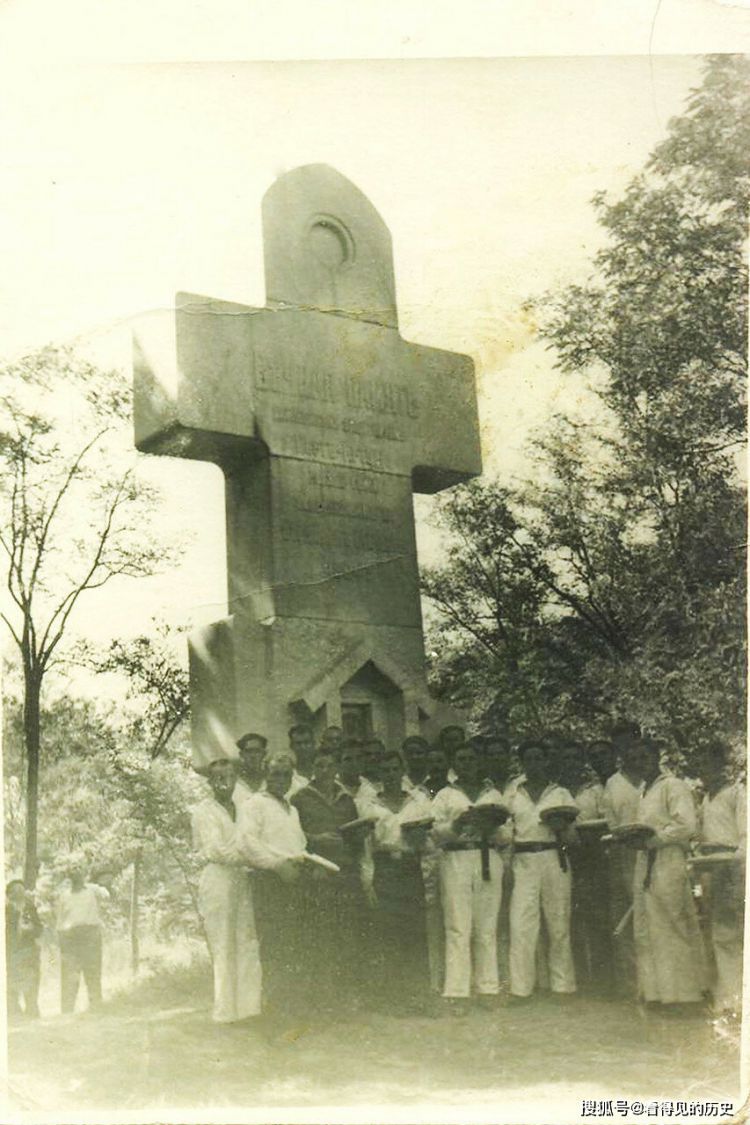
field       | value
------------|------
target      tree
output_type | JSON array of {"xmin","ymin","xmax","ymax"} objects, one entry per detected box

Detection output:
[
  {"xmin": 90, "ymin": 623, "xmax": 190, "ymax": 760},
  {"xmin": 423, "ymin": 55, "xmax": 748, "ymax": 763},
  {"xmin": 0, "ymin": 346, "xmax": 169, "ymax": 884},
  {"xmin": 423, "ymin": 482, "xmax": 579, "ymax": 733},
  {"xmin": 2, "ymin": 671, "xmax": 203, "ymax": 962},
  {"xmin": 86, "ymin": 626, "xmax": 193, "ymax": 971}
]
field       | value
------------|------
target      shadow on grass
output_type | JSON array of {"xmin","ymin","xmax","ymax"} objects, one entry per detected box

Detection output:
[
  {"xmin": 104, "ymin": 954, "xmax": 212, "ymax": 1015},
  {"xmin": 7, "ymin": 965, "xmax": 742, "ymax": 1114}
]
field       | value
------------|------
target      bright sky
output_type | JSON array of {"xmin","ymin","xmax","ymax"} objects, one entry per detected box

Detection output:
[{"xmin": 0, "ymin": 55, "xmax": 703, "ymax": 655}]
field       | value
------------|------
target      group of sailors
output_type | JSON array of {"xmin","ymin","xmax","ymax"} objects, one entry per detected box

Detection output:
[{"xmin": 190, "ymin": 720, "xmax": 746, "ymax": 1026}]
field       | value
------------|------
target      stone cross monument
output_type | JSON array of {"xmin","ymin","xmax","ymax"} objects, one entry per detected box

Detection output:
[{"xmin": 133, "ymin": 165, "xmax": 481, "ymax": 766}]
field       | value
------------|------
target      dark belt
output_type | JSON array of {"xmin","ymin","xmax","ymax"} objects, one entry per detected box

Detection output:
[
  {"xmin": 374, "ymin": 851, "xmax": 420, "ymax": 867},
  {"xmin": 444, "ymin": 840, "xmax": 494, "ymax": 882},
  {"xmin": 701, "ymin": 844, "xmax": 736, "ymax": 854},
  {"xmin": 515, "ymin": 838, "xmax": 568, "ymax": 873}
]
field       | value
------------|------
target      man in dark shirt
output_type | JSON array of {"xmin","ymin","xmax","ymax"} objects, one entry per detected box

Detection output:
[
  {"xmin": 6, "ymin": 880, "xmax": 42, "ymax": 1019},
  {"xmin": 292, "ymin": 748, "xmax": 367, "ymax": 1012},
  {"xmin": 559, "ymin": 739, "xmax": 613, "ymax": 995},
  {"xmin": 368, "ymin": 750, "xmax": 433, "ymax": 1014}
]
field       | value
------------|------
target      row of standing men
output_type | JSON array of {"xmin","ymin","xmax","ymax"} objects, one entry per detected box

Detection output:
[{"xmin": 190, "ymin": 722, "xmax": 745, "ymax": 1024}]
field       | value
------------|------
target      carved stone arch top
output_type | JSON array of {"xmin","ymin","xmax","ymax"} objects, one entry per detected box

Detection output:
[{"xmin": 261, "ymin": 164, "xmax": 398, "ymax": 328}]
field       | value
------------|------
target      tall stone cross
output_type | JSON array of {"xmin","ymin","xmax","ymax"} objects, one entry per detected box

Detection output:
[{"xmin": 133, "ymin": 165, "xmax": 481, "ymax": 766}]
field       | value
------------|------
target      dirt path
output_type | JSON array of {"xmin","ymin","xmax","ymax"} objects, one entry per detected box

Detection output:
[{"xmin": 7, "ymin": 968, "xmax": 742, "ymax": 1118}]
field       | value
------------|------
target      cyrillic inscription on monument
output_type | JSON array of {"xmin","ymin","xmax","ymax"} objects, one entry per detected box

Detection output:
[{"xmin": 133, "ymin": 163, "xmax": 481, "ymax": 764}]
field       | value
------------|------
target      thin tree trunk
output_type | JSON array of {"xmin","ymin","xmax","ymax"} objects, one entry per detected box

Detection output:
[
  {"xmin": 130, "ymin": 849, "xmax": 142, "ymax": 975},
  {"xmin": 23, "ymin": 669, "xmax": 41, "ymax": 888},
  {"xmin": 162, "ymin": 839, "xmax": 207, "ymax": 947}
]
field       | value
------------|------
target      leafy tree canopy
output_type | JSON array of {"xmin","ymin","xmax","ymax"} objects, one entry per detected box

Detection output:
[{"xmin": 423, "ymin": 55, "xmax": 747, "ymax": 769}]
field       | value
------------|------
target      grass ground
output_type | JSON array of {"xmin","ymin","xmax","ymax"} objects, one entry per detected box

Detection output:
[{"xmin": 6, "ymin": 948, "xmax": 743, "ymax": 1121}]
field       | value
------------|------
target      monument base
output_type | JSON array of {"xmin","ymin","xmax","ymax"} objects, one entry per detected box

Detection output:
[{"xmin": 188, "ymin": 614, "xmax": 462, "ymax": 768}]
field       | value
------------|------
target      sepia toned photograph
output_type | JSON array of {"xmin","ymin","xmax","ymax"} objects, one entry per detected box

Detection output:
[{"xmin": 1, "ymin": 46, "xmax": 747, "ymax": 1123}]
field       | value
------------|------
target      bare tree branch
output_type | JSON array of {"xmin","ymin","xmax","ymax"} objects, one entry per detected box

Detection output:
[
  {"xmin": 26, "ymin": 427, "xmax": 111, "ymax": 602},
  {"xmin": 37, "ymin": 477, "xmax": 130, "ymax": 661},
  {"xmin": 423, "ymin": 584, "xmax": 505, "ymax": 663},
  {"xmin": 1, "ymin": 611, "xmax": 22, "ymax": 648}
]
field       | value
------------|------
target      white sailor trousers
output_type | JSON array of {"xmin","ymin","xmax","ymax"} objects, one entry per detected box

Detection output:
[
  {"xmin": 632, "ymin": 846, "xmax": 705, "ymax": 1004},
  {"xmin": 440, "ymin": 849, "xmax": 504, "ymax": 997},
  {"xmin": 199, "ymin": 864, "xmax": 262, "ymax": 1023},
  {"xmin": 712, "ymin": 914, "xmax": 744, "ymax": 1013},
  {"xmin": 510, "ymin": 850, "xmax": 576, "ymax": 997}
]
